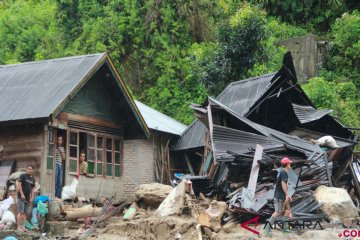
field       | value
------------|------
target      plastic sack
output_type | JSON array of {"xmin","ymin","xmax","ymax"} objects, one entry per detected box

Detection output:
[
  {"xmin": 37, "ymin": 201, "xmax": 48, "ymax": 217},
  {"xmin": 0, "ymin": 210, "xmax": 16, "ymax": 226},
  {"xmin": 4, "ymin": 237, "xmax": 18, "ymax": 240},
  {"xmin": 31, "ymin": 207, "xmax": 38, "ymax": 226},
  {"xmin": 0, "ymin": 196, "xmax": 14, "ymax": 218},
  {"xmin": 61, "ymin": 178, "xmax": 79, "ymax": 200}
]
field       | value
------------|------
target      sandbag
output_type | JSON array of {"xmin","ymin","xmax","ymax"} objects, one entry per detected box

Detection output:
[{"xmin": 61, "ymin": 178, "xmax": 78, "ymax": 200}]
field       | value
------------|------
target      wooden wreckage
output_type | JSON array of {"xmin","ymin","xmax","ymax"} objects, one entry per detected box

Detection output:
[{"xmin": 171, "ymin": 53, "xmax": 359, "ymax": 223}]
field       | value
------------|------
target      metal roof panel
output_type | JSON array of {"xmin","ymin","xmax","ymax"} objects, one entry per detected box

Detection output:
[
  {"xmin": 0, "ymin": 53, "xmax": 105, "ymax": 122},
  {"xmin": 292, "ymin": 103, "xmax": 332, "ymax": 124},
  {"xmin": 134, "ymin": 100, "xmax": 187, "ymax": 136}
]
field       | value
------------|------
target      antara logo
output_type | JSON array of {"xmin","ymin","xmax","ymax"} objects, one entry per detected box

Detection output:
[
  {"xmin": 241, "ymin": 216, "xmax": 260, "ymax": 235},
  {"xmin": 240, "ymin": 217, "xmax": 324, "ymax": 235}
]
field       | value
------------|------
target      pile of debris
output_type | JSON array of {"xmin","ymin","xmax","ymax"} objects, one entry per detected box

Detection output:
[
  {"xmin": 169, "ymin": 53, "xmax": 360, "ymax": 231},
  {"xmin": 176, "ymin": 96, "xmax": 360, "ymax": 227}
]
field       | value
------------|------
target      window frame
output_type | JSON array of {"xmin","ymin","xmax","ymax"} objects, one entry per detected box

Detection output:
[
  {"xmin": 114, "ymin": 139, "xmax": 122, "ymax": 177},
  {"xmin": 68, "ymin": 130, "xmax": 79, "ymax": 175},
  {"xmin": 66, "ymin": 128, "xmax": 122, "ymax": 178},
  {"xmin": 46, "ymin": 127, "xmax": 55, "ymax": 172},
  {"xmin": 86, "ymin": 133, "xmax": 96, "ymax": 176}
]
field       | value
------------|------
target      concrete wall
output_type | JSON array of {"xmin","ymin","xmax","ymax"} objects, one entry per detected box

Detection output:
[
  {"xmin": 76, "ymin": 138, "xmax": 155, "ymax": 200},
  {"xmin": 278, "ymin": 34, "xmax": 327, "ymax": 83}
]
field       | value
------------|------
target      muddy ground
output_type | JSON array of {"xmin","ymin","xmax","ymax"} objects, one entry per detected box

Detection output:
[
  {"xmin": 66, "ymin": 211, "xmax": 353, "ymax": 240},
  {"xmin": 0, "ymin": 210, "xmax": 354, "ymax": 240}
]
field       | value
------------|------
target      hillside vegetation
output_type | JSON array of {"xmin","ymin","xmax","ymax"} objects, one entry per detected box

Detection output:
[{"xmin": 0, "ymin": 0, "xmax": 359, "ymax": 128}]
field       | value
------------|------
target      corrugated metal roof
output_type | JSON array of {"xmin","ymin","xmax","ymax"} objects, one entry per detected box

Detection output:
[
  {"xmin": 209, "ymin": 97, "xmax": 323, "ymax": 155},
  {"xmin": 134, "ymin": 100, "xmax": 187, "ymax": 136},
  {"xmin": 217, "ymin": 73, "xmax": 276, "ymax": 116},
  {"xmin": 0, "ymin": 53, "xmax": 105, "ymax": 122},
  {"xmin": 212, "ymin": 124, "xmax": 282, "ymax": 159},
  {"xmin": 292, "ymin": 103, "xmax": 332, "ymax": 124},
  {"xmin": 171, "ymin": 120, "xmax": 208, "ymax": 150},
  {"xmin": 172, "ymin": 73, "xmax": 276, "ymax": 151}
]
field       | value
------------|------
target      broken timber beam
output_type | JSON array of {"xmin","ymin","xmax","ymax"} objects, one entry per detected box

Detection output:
[
  {"xmin": 185, "ymin": 153, "xmax": 195, "ymax": 175},
  {"xmin": 248, "ymin": 144, "xmax": 263, "ymax": 197}
]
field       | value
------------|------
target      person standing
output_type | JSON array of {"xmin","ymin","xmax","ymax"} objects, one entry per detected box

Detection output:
[
  {"xmin": 55, "ymin": 136, "xmax": 65, "ymax": 199},
  {"xmin": 265, "ymin": 157, "xmax": 293, "ymax": 236},
  {"xmin": 17, "ymin": 165, "xmax": 35, "ymax": 231}
]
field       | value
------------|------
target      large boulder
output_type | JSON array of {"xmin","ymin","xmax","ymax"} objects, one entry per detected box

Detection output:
[
  {"xmin": 155, "ymin": 181, "xmax": 186, "ymax": 217},
  {"xmin": 134, "ymin": 183, "xmax": 173, "ymax": 208},
  {"xmin": 314, "ymin": 185, "xmax": 358, "ymax": 222}
]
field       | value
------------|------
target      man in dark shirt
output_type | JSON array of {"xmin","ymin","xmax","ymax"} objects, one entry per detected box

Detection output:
[
  {"xmin": 17, "ymin": 165, "xmax": 35, "ymax": 231},
  {"xmin": 265, "ymin": 157, "xmax": 293, "ymax": 236}
]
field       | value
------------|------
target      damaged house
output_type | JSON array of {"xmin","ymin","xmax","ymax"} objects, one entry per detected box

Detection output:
[
  {"xmin": 171, "ymin": 53, "xmax": 359, "ymax": 219},
  {"xmin": 0, "ymin": 53, "xmax": 186, "ymax": 200}
]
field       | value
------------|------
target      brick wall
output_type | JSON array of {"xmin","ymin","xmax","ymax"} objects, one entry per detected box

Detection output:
[{"xmin": 122, "ymin": 138, "xmax": 155, "ymax": 199}]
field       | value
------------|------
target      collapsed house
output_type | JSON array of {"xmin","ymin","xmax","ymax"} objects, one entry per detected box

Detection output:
[
  {"xmin": 0, "ymin": 53, "xmax": 186, "ymax": 200},
  {"xmin": 171, "ymin": 53, "xmax": 359, "ymax": 220}
]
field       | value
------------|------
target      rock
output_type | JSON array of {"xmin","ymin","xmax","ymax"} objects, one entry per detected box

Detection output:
[
  {"xmin": 135, "ymin": 183, "xmax": 173, "ymax": 208},
  {"xmin": 314, "ymin": 185, "xmax": 358, "ymax": 223},
  {"xmin": 155, "ymin": 181, "xmax": 186, "ymax": 217}
]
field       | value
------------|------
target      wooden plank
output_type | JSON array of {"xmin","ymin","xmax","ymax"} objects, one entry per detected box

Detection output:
[
  {"xmin": 323, "ymin": 152, "xmax": 332, "ymax": 187},
  {"xmin": 185, "ymin": 153, "xmax": 195, "ymax": 175},
  {"xmin": 334, "ymin": 152, "xmax": 353, "ymax": 184},
  {"xmin": 207, "ymin": 104, "xmax": 216, "ymax": 163},
  {"xmin": 247, "ymin": 144, "xmax": 263, "ymax": 197},
  {"xmin": 201, "ymin": 152, "xmax": 213, "ymax": 176}
]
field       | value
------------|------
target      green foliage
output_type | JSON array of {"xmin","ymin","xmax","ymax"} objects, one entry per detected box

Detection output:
[
  {"xmin": 0, "ymin": 0, "xmax": 357, "ymax": 128},
  {"xmin": 196, "ymin": 4, "xmax": 268, "ymax": 95},
  {"xmin": 324, "ymin": 11, "xmax": 360, "ymax": 89},
  {"xmin": 0, "ymin": 0, "xmax": 58, "ymax": 63},
  {"xmin": 250, "ymin": 0, "xmax": 360, "ymax": 32},
  {"xmin": 303, "ymin": 77, "xmax": 360, "ymax": 128}
]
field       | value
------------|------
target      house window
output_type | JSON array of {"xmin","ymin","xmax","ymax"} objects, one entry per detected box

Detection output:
[
  {"xmin": 69, "ymin": 131, "xmax": 79, "ymax": 174},
  {"xmin": 67, "ymin": 129, "xmax": 122, "ymax": 177},
  {"xmin": 96, "ymin": 137, "xmax": 103, "ymax": 176},
  {"xmin": 114, "ymin": 140, "xmax": 121, "ymax": 177},
  {"xmin": 47, "ymin": 128, "xmax": 55, "ymax": 170},
  {"xmin": 106, "ymin": 138, "xmax": 113, "ymax": 177},
  {"xmin": 87, "ymin": 134, "xmax": 95, "ymax": 175}
]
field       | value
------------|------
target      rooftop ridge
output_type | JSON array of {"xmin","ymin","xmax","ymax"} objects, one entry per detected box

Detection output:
[{"xmin": 0, "ymin": 53, "xmax": 105, "ymax": 68}]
